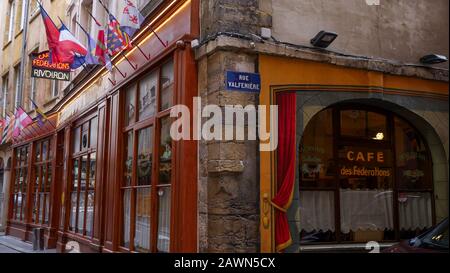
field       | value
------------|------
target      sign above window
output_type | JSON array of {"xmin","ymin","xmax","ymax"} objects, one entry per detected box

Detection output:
[{"xmin": 31, "ymin": 51, "xmax": 71, "ymax": 81}]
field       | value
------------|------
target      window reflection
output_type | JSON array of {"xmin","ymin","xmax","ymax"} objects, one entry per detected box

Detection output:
[
  {"xmin": 139, "ymin": 71, "xmax": 157, "ymax": 121},
  {"xmin": 160, "ymin": 60, "xmax": 174, "ymax": 111},
  {"xmin": 137, "ymin": 127, "xmax": 153, "ymax": 186}
]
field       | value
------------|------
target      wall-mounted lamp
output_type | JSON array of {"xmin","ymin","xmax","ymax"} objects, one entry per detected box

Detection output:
[
  {"xmin": 310, "ymin": 31, "xmax": 338, "ymax": 48},
  {"xmin": 420, "ymin": 54, "xmax": 448, "ymax": 65}
]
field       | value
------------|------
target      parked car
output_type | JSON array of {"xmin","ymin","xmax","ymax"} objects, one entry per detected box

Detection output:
[{"xmin": 383, "ymin": 218, "xmax": 448, "ymax": 253}]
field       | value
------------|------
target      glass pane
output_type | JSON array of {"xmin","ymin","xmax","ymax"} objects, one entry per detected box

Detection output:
[
  {"xmin": 124, "ymin": 131, "xmax": 133, "ymax": 187},
  {"xmin": 157, "ymin": 186, "xmax": 171, "ymax": 252},
  {"xmin": 159, "ymin": 117, "xmax": 172, "ymax": 185},
  {"xmin": 138, "ymin": 71, "xmax": 157, "ymax": 121},
  {"xmin": 41, "ymin": 166, "xmax": 46, "ymax": 192},
  {"xmin": 340, "ymin": 189, "xmax": 395, "ymax": 242},
  {"xmin": 73, "ymin": 127, "xmax": 81, "ymax": 153},
  {"xmin": 299, "ymin": 109, "xmax": 335, "ymax": 189},
  {"xmin": 160, "ymin": 59, "xmax": 174, "ymax": 111},
  {"xmin": 137, "ymin": 127, "xmax": 153, "ymax": 186},
  {"xmin": 81, "ymin": 156, "xmax": 88, "ymax": 192},
  {"xmin": 90, "ymin": 117, "xmax": 98, "ymax": 149},
  {"xmin": 122, "ymin": 189, "xmax": 132, "ymax": 248},
  {"xmin": 69, "ymin": 192, "xmax": 77, "ymax": 231},
  {"xmin": 340, "ymin": 110, "xmax": 388, "ymax": 140},
  {"xmin": 42, "ymin": 141, "xmax": 48, "ymax": 161},
  {"xmin": 77, "ymin": 192, "xmax": 85, "ymax": 234},
  {"xmin": 81, "ymin": 130, "xmax": 89, "ymax": 151},
  {"xmin": 46, "ymin": 166, "xmax": 52, "ymax": 192},
  {"xmin": 36, "ymin": 143, "xmax": 41, "ymax": 162},
  {"xmin": 367, "ymin": 112, "xmax": 388, "ymax": 141},
  {"xmin": 338, "ymin": 145, "xmax": 393, "ymax": 190},
  {"xmin": 48, "ymin": 140, "xmax": 52, "ymax": 160},
  {"xmin": 395, "ymin": 118, "xmax": 431, "ymax": 190},
  {"xmin": 89, "ymin": 154, "xmax": 96, "ymax": 190},
  {"xmin": 299, "ymin": 191, "xmax": 336, "ymax": 244},
  {"xmin": 86, "ymin": 191, "xmax": 95, "ymax": 237},
  {"xmin": 135, "ymin": 187, "xmax": 151, "ymax": 252},
  {"xmin": 39, "ymin": 193, "xmax": 45, "ymax": 223},
  {"xmin": 44, "ymin": 193, "xmax": 50, "ymax": 225},
  {"xmin": 32, "ymin": 194, "xmax": 37, "ymax": 222},
  {"xmin": 125, "ymin": 84, "xmax": 137, "ymax": 126},
  {"xmin": 72, "ymin": 159, "xmax": 79, "ymax": 191},
  {"xmin": 399, "ymin": 192, "xmax": 433, "ymax": 239}
]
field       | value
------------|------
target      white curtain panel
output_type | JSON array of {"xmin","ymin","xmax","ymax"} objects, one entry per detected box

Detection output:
[
  {"xmin": 299, "ymin": 191, "xmax": 336, "ymax": 233},
  {"xmin": 399, "ymin": 192, "xmax": 432, "ymax": 231},
  {"xmin": 340, "ymin": 189, "xmax": 394, "ymax": 233}
]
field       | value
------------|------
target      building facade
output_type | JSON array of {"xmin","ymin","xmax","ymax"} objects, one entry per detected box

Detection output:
[{"xmin": 0, "ymin": 0, "xmax": 448, "ymax": 253}]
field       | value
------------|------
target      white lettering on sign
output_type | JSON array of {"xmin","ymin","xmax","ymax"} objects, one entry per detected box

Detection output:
[
  {"xmin": 227, "ymin": 81, "xmax": 260, "ymax": 91},
  {"xmin": 32, "ymin": 68, "xmax": 70, "ymax": 81}
]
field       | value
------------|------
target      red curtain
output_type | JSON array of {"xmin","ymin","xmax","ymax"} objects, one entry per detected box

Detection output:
[{"xmin": 271, "ymin": 92, "xmax": 297, "ymax": 253}]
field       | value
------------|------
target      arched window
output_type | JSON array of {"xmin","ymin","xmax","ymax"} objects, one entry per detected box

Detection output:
[{"xmin": 299, "ymin": 106, "xmax": 434, "ymax": 244}]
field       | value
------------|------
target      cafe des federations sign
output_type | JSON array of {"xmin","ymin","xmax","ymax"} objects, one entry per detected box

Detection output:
[{"xmin": 31, "ymin": 51, "xmax": 71, "ymax": 81}]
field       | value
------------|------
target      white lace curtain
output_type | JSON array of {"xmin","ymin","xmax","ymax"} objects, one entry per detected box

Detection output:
[{"xmin": 299, "ymin": 190, "xmax": 432, "ymax": 233}]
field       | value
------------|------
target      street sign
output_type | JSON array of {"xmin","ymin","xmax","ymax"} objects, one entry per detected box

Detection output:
[
  {"xmin": 226, "ymin": 71, "xmax": 261, "ymax": 93},
  {"xmin": 31, "ymin": 51, "xmax": 71, "ymax": 81}
]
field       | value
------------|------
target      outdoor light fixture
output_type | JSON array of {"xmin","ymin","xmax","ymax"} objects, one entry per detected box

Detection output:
[
  {"xmin": 420, "ymin": 54, "xmax": 448, "ymax": 64},
  {"xmin": 310, "ymin": 31, "xmax": 338, "ymax": 48}
]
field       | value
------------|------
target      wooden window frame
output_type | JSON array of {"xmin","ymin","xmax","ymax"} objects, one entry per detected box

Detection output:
[
  {"xmin": 298, "ymin": 104, "xmax": 436, "ymax": 245},
  {"xmin": 68, "ymin": 113, "xmax": 98, "ymax": 238},
  {"xmin": 119, "ymin": 57, "xmax": 175, "ymax": 253},
  {"xmin": 11, "ymin": 145, "xmax": 30, "ymax": 223},
  {"xmin": 31, "ymin": 138, "xmax": 53, "ymax": 226}
]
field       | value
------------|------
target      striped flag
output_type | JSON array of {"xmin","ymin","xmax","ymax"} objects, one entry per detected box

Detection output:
[
  {"xmin": 13, "ymin": 107, "xmax": 33, "ymax": 138},
  {"xmin": 1, "ymin": 115, "xmax": 12, "ymax": 145}
]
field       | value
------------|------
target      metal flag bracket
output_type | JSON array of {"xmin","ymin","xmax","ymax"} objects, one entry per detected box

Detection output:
[
  {"xmin": 121, "ymin": 52, "xmax": 137, "ymax": 70},
  {"xmin": 108, "ymin": 62, "xmax": 127, "ymax": 86},
  {"xmin": 135, "ymin": 44, "xmax": 151, "ymax": 61}
]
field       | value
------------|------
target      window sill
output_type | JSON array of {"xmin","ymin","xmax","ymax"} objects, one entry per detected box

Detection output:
[
  {"xmin": 2, "ymin": 40, "xmax": 12, "ymax": 50},
  {"xmin": 29, "ymin": 10, "xmax": 41, "ymax": 24},
  {"xmin": 14, "ymin": 29, "xmax": 24, "ymax": 39}
]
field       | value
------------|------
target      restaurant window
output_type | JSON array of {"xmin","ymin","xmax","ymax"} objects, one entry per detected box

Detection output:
[
  {"xmin": 69, "ymin": 115, "xmax": 98, "ymax": 237},
  {"xmin": 12, "ymin": 145, "xmax": 29, "ymax": 222},
  {"xmin": 121, "ymin": 58, "xmax": 174, "ymax": 253},
  {"xmin": 298, "ymin": 106, "xmax": 434, "ymax": 245},
  {"xmin": 31, "ymin": 138, "xmax": 52, "ymax": 225}
]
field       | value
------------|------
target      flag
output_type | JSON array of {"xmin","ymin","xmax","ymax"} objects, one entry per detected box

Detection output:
[
  {"xmin": 96, "ymin": 26, "xmax": 112, "ymax": 71},
  {"xmin": 1, "ymin": 115, "xmax": 12, "ymax": 145},
  {"xmin": 30, "ymin": 99, "xmax": 48, "ymax": 127},
  {"xmin": 39, "ymin": 3, "xmax": 60, "ymax": 63},
  {"xmin": 59, "ymin": 22, "xmax": 88, "ymax": 68},
  {"xmin": 107, "ymin": 14, "xmax": 131, "ymax": 56},
  {"xmin": 76, "ymin": 20, "xmax": 99, "ymax": 65},
  {"xmin": 39, "ymin": 3, "xmax": 88, "ymax": 65},
  {"xmin": 86, "ymin": 10, "xmax": 112, "ymax": 71},
  {"xmin": 0, "ymin": 119, "xmax": 4, "ymax": 144},
  {"xmin": 13, "ymin": 107, "xmax": 33, "ymax": 138},
  {"xmin": 118, "ymin": 0, "xmax": 145, "ymax": 38}
]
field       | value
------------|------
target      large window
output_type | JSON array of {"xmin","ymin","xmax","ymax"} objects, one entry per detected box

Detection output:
[
  {"xmin": 69, "ymin": 115, "xmax": 98, "ymax": 237},
  {"xmin": 121, "ymin": 58, "xmax": 174, "ymax": 253},
  {"xmin": 31, "ymin": 138, "xmax": 53, "ymax": 225},
  {"xmin": 298, "ymin": 106, "xmax": 434, "ymax": 245},
  {"xmin": 12, "ymin": 145, "xmax": 29, "ymax": 222}
]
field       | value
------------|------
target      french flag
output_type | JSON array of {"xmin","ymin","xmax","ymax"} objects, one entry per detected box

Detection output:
[{"xmin": 39, "ymin": 3, "xmax": 87, "ymax": 64}]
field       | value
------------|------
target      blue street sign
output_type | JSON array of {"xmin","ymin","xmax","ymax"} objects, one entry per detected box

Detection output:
[{"xmin": 226, "ymin": 71, "xmax": 261, "ymax": 93}]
